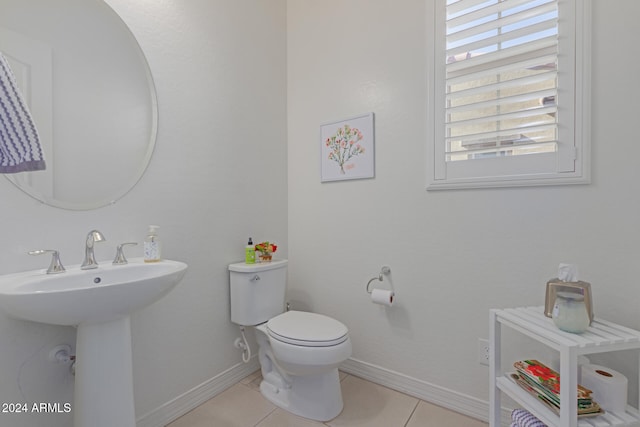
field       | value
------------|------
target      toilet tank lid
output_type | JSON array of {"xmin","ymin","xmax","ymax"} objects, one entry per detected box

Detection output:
[{"xmin": 228, "ymin": 259, "xmax": 288, "ymax": 273}]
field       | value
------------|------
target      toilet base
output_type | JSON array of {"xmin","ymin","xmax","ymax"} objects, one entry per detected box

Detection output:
[{"xmin": 260, "ymin": 368, "xmax": 343, "ymax": 422}]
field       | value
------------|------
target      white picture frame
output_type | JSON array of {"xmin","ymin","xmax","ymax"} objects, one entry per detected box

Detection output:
[{"xmin": 320, "ymin": 112, "xmax": 374, "ymax": 182}]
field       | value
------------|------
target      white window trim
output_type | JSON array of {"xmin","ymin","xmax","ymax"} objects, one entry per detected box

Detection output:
[{"xmin": 426, "ymin": 0, "xmax": 591, "ymax": 190}]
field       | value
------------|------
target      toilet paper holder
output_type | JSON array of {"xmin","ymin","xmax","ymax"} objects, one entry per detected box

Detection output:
[{"xmin": 366, "ymin": 266, "xmax": 391, "ymax": 294}]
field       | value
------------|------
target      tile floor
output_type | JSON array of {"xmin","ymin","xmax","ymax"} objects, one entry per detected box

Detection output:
[{"xmin": 167, "ymin": 371, "xmax": 489, "ymax": 427}]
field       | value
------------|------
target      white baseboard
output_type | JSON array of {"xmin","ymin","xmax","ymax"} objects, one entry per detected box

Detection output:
[
  {"xmin": 341, "ymin": 358, "xmax": 512, "ymax": 425},
  {"xmin": 136, "ymin": 357, "xmax": 259, "ymax": 427}
]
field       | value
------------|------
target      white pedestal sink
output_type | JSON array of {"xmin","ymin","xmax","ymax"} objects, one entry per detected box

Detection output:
[{"xmin": 0, "ymin": 258, "xmax": 188, "ymax": 427}]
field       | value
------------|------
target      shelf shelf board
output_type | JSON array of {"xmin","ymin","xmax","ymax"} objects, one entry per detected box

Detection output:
[
  {"xmin": 495, "ymin": 306, "xmax": 640, "ymax": 354},
  {"xmin": 497, "ymin": 376, "xmax": 640, "ymax": 427}
]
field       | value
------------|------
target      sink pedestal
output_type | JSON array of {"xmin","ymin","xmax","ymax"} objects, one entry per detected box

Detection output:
[{"xmin": 74, "ymin": 316, "xmax": 136, "ymax": 427}]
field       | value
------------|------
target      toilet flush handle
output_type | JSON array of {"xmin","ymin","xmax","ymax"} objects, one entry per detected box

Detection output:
[{"xmin": 250, "ymin": 274, "xmax": 260, "ymax": 282}]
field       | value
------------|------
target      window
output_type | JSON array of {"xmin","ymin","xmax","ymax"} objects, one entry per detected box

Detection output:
[{"xmin": 427, "ymin": 0, "xmax": 591, "ymax": 190}]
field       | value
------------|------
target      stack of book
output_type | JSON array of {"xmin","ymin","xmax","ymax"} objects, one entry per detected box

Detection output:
[{"xmin": 511, "ymin": 360, "xmax": 603, "ymax": 417}]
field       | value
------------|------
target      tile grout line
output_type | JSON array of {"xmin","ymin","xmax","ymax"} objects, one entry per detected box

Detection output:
[
  {"xmin": 252, "ymin": 406, "xmax": 278, "ymax": 427},
  {"xmin": 236, "ymin": 381, "xmax": 278, "ymax": 427},
  {"xmin": 403, "ymin": 399, "xmax": 421, "ymax": 427}
]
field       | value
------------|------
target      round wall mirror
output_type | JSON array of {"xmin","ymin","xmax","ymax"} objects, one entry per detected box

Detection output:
[{"xmin": 0, "ymin": 0, "xmax": 158, "ymax": 210}]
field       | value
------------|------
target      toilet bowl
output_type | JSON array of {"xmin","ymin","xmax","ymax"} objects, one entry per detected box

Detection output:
[
  {"xmin": 228, "ymin": 260, "xmax": 352, "ymax": 421},
  {"xmin": 254, "ymin": 311, "xmax": 351, "ymax": 421},
  {"xmin": 264, "ymin": 311, "xmax": 351, "ymax": 376}
]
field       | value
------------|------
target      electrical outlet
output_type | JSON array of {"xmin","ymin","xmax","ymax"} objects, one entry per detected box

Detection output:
[{"xmin": 477, "ymin": 338, "xmax": 490, "ymax": 365}]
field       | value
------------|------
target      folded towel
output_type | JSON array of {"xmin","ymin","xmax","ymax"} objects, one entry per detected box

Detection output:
[
  {"xmin": 511, "ymin": 408, "xmax": 547, "ymax": 427},
  {"xmin": 0, "ymin": 52, "xmax": 45, "ymax": 173}
]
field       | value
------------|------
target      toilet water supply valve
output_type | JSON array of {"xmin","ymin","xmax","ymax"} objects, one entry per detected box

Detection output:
[
  {"xmin": 234, "ymin": 302, "xmax": 292, "ymax": 362},
  {"xmin": 235, "ymin": 327, "xmax": 251, "ymax": 363},
  {"xmin": 49, "ymin": 344, "xmax": 76, "ymax": 375}
]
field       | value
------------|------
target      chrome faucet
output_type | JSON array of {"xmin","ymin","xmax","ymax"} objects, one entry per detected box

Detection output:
[
  {"xmin": 28, "ymin": 249, "xmax": 66, "ymax": 274},
  {"xmin": 81, "ymin": 230, "xmax": 106, "ymax": 270},
  {"xmin": 112, "ymin": 242, "xmax": 137, "ymax": 265}
]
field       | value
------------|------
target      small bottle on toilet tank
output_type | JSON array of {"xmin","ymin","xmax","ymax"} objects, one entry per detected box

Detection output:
[{"xmin": 245, "ymin": 237, "xmax": 256, "ymax": 264}]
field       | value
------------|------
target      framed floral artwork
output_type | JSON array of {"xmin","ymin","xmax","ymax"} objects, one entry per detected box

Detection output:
[{"xmin": 320, "ymin": 112, "xmax": 374, "ymax": 182}]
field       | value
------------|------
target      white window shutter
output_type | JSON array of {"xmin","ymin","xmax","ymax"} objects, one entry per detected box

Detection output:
[{"xmin": 427, "ymin": 0, "xmax": 590, "ymax": 190}]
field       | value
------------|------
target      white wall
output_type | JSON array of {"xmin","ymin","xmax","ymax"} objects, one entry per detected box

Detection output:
[
  {"xmin": 288, "ymin": 0, "xmax": 640, "ymax": 413},
  {"xmin": 0, "ymin": 1, "xmax": 287, "ymax": 426},
  {"xmin": 2, "ymin": 1, "xmax": 639, "ymax": 426}
]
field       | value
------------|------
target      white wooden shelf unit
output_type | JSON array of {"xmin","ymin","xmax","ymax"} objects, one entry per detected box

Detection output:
[{"xmin": 490, "ymin": 306, "xmax": 640, "ymax": 427}]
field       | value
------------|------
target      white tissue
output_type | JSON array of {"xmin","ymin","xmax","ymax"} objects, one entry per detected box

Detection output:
[
  {"xmin": 371, "ymin": 289, "xmax": 394, "ymax": 306},
  {"xmin": 558, "ymin": 263, "xmax": 579, "ymax": 282},
  {"xmin": 581, "ymin": 364, "xmax": 628, "ymax": 414}
]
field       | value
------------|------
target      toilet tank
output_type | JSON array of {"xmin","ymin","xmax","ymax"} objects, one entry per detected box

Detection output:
[{"xmin": 229, "ymin": 259, "xmax": 288, "ymax": 326}]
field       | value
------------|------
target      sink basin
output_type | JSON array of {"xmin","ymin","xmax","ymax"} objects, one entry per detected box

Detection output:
[
  {"xmin": 0, "ymin": 258, "xmax": 188, "ymax": 427},
  {"xmin": 0, "ymin": 258, "xmax": 187, "ymax": 325}
]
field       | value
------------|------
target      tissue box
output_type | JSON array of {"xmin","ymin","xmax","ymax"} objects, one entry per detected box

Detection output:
[{"xmin": 544, "ymin": 280, "xmax": 593, "ymax": 325}]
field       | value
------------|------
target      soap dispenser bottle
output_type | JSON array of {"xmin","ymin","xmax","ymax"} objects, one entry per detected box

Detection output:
[
  {"xmin": 144, "ymin": 225, "xmax": 161, "ymax": 263},
  {"xmin": 245, "ymin": 237, "xmax": 255, "ymax": 264}
]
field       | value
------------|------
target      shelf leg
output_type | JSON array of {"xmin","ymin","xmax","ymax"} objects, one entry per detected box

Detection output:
[
  {"xmin": 559, "ymin": 347, "xmax": 578, "ymax": 427},
  {"xmin": 489, "ymin": 309, "xmax": 501, "ymax": 427}
]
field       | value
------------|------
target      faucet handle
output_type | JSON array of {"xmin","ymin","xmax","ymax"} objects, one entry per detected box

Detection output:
[
  {"xmin": 113, "ymin": 242, "xmax": 138, "ymax": 265},
  {"xmin": 28, "ymin": 249, "xmax": 66, "ymax": 274}
]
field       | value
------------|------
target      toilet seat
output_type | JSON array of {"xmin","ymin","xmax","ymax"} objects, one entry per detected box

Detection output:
[{"xmin": 267, "ymin": 311, "xmax": 348, "ymax": 347}]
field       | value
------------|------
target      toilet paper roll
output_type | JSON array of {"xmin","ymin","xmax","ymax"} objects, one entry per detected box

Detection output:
[
  {"xmin": 581, "ymin": 364, "xmax": 628, "ymax": 414},
  {"xmin": 371, "ymin": 289, "xmax": 394, "ymax": 306}
]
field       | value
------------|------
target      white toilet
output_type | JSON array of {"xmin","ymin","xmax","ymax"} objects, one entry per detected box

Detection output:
[{"xmin": 229, "ymin": 259, "xmax": 352, "ymax": 421}]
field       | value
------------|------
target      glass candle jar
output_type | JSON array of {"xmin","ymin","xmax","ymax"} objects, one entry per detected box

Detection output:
[{"xmin": 552, "ymin": 292, "xmax": 590, "ymax": 333}]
